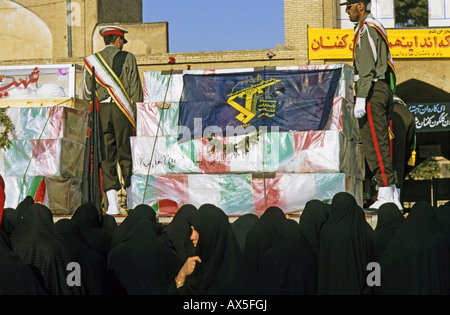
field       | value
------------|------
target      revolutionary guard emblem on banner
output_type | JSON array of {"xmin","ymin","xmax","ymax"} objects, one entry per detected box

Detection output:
[{"xmin": 226, "ymin": 75, "xmax": 281, "ymax": 126}]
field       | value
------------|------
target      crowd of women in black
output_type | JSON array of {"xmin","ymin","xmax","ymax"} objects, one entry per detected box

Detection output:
[{"xmin": 0, "ymin": 192, "xmax": 449, "ymax": 295}]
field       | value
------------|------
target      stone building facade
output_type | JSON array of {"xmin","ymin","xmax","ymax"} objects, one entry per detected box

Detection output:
[{"xmin": 2, "ymin": 0, "xmax": 449, "ymax": 98}]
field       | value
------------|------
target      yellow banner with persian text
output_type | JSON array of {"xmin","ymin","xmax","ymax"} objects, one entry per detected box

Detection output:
[{"xmin": 308, "ymin": 28, "xmax": 450, "ymax": 59}]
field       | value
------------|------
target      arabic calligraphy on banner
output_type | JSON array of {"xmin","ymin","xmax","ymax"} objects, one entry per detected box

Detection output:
[
  {"xmin": 308, "ymin": 28, "xmax": 450, "ymax": 59},
  {"xmin": 0, "ymin": 67, "xmax": 40, "ymax": 98},
  {"xmin": 408, "ymin": 102, "xmax": 450, "ymax": 133}
]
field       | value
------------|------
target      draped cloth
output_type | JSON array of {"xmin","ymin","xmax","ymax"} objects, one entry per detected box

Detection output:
[
  {"xmin": 10, "ymin": 203, "xmax": 84, "ymax": 295},
  {"xmin": 299, "ymin": 199, "xmax": 331, "ymax": 258},
  {"xmin": 317, "ymin": 192, "xmax": 375, "ymax": 295},
  {"xmin": 231, "ymin": 213, "xmax": 259, "ymax": 255},
  {"xmin": 163, "ymin": 204, "xmax": 197, "ymax": 262},
  {"xmin": 245, "ymin": 207, "xmax": 317, "ymax": 294},
  {"xmin": 372, "ymin": 203, "xmax": 404, "ymax": 259},
  {"xmin": 0, "ymin": 230, "xmax": 48, "ymax": 295},
  {"xmin": 110, "ymin": 203, "xmax": 157, "ymax": 248},
  {"xmin": 1, "ymin": 207, "xmax": 20, "ymax": 238},
  {"xmin": 179, "ymin": 204, "xmax": 255, "ymax": 295},
  {"xmin": 107, "ymin": 220, "xmax": 182, "ymax": 295},
  {"xmin": 55, "ymin": 218, "xmax": 106, "ymax": 295},
  {"xmin": 378, "ymin": 201, "xmax": 450, "ymax": 295},
  {"xmin": 71, "ymin": 202, "xmax": 112, "ymax": 267}
]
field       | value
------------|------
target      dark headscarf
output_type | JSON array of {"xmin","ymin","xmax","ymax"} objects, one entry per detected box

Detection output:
[
  {"xmin": 378, "ymin": 201, "xmax": 450, "ymax": 295},
  {"xmin": 373, "ymin": 202, "xmax": 404, "ymax": 259},
  {"xmin": 10, "ymin": 203, "xmax": 83, "ymax": 295},
  {"xmin": 55, "ymin": 218, "xmax": 106, "ymax": 295},
  {"xmin": 231, "ymin": 213, "xmax": 259, "ymax": 255},
  {"xmin": 110, "ymin": 203, "xmax": 157, "ymax": 248},
  {"xmin": 163, "ymin": 204, "xmax": 197, "ymax": 262},
  {"xmin": 245, "ymin": 207, "xmax": 317, "ymax": 294},
  {"xmin": 1, "ymin": 207, "xmax": 19, "ymax": 237},
  {"xmin": 107, "ymin": 220, "xmax": 182, "ymax": 295},
  {"xmin": 435, "ymin": 203, "xmax": 449, "ymax": 250},
  {"xmin": 179, "ymin": 204, "xmax": 255, "ymax": 295},
  {"xmin": 317, "ymin": 192, "xmax": 375, "ymax": 295},
  {"xmin": 102, "ymin": 214, "xmax": 118, "ymax": 236},
  {"xmin": 71, "ymin": 202, "xmax": 112, "ymax": 265},
  {"xmin": 0, "ymin": 229, "xmax": 48, "ymax": 295},
  {"xmin": 244, "ymin": 206, "xmax": 287, "ymax": 275},
  {"xmin": 299, "ymin": 199, "xmax": 331, "ymax": 257},
  {"xmin": 15, "ymin": 195, "xmax": 35, "ymax": 219}
]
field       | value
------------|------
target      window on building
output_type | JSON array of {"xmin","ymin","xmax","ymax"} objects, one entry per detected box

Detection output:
[{"xmin": 338, "ymin": 1, "xmax": 450, "ymax": 30}]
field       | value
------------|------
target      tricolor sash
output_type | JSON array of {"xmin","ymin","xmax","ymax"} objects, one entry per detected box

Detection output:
[
  {"xmin": 353, "ymin": 16, "xmax": 396, "ymax": 93},
  {"xmin": 84, "ymin": 52, "xmax": 136, "ymax": 126}
]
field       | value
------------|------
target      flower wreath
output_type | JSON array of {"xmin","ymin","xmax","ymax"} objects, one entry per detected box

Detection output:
[{"xmin": 0, "ymin": 107, "xmax": 14, "ymax": 150}]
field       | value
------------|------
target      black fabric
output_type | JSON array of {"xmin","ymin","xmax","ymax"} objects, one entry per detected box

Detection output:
[
  {"xmin": 0, "ymin": 230, "xmax": 48, "ymax": 295},
  {"xmin": 102, "ymin": 213, "xmax": 118, "ymax": 236},
  {"xmin": 163, "ymin": 204, "xmax": 197, "ymax": 262},
  {"xmin": 112, "ymin": 50, "xmax": 128, "ymax": 78},
  {"xmin": 54, "ymin": 218, "xmax": 106, "ymax": 295},
  {"xmin": 231, "ymin": 213, "xmax": 258, "ymax": 255},
  {"xmin": 390, "ymin": 101, "xmax": 416, "ymax": 187},
  {"xmin": 15, "ymin": 195, "xmax": 34, "ymax": 219},
  {"xmin": 435, "ymin": 203, "xmax": 450, "ymax": 250},
  {"xmin": 10, "ymin": 203, "xmax": 84, "ymax": 295},
  {"xmin": 71, "ymin": 202, "xmax": 112, "ymax": 268},
  {"xmin": 107, "ymin": 220, "xmax": 182, "ymax": 295},
  {"xmin": 317, "ymin": 192, "xmax": 375, "ymax": 295},
  {"xmin": 110, "ymin": 203, "xmax": 157, "ymax": 248},
  {"xmin": 1, "ymin": 207, "xmax": 19, "ymax": 237},
  {"xmin": 372, "ymin": 202, "xmax": 404, "ymax": 259},
  {"xmin": 244, "ymin": 206, "xmax": 287, "ymax": 276},
  {"xmin": 299, "ymin": 199, "xmax": 331, "ymax": 257},
  {"xmin": 179, "ymin": 204, "xmax": 255, "ymax": 295},
  {"xmin": 377, "ymin": 201, "xmax": 450, "ymax": 295},
  {"xmin": 245, "ymin": 207, "xmax": 317, "ymax": 294}
]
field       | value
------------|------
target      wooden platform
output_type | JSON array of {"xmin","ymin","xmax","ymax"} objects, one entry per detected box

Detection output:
[{"xmin": 0, "ymin": 97, "xmax": 88, "ymax": 109}]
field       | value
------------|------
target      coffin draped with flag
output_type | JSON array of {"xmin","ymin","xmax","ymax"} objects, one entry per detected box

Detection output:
[
  {"xmin": 130, "ymin": 64, "xmax": 364, "ymax": 215},
  {"xmin": 178, "ymin": 69, "xmax": 342, "ymax": 140}
]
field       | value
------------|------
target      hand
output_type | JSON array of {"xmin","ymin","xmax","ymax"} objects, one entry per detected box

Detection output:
[
  {"xmin": 175, "ymin": 256, "xmax": 201, "ymax": 287},
  {"xmin": 354, "ymin": 97, "xmax": 366, "ymax": 118}
]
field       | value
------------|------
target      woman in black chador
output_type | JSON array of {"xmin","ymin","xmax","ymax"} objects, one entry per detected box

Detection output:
[
  {"xmin": 175, "ymin": 204, "xmax": 255, "ymax": 295},
  {"xmin": 107, "ymin": 220, "xmax": 182, "ymax": 295},
  {"xmin": 317, "ymin": 192, "xmax": 375, "ymax": 295},
  {"xmin": 377, "ymin": 201, "xmax": 450, "ymax": 295}
]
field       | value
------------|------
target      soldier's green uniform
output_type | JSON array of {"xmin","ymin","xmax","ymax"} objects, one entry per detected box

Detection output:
[
  {"xmin": 353, "ymin": 13, "xmax": 398, "ymax": 189},
  {"xmin": 83, "ymin": 45, "xmax": 143, "ymax": 193}
]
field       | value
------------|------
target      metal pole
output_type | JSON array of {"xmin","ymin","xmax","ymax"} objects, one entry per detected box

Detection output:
[{"xmin": 67, "ymin": 0, "xmax": 73, "ymax": 57}]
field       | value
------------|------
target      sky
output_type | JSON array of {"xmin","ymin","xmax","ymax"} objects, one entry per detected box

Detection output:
[{"xmin": 142, "ymin": 0, "xmax": 285, "ymax": 53}]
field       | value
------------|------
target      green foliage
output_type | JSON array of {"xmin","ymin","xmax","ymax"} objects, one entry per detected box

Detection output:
[
  {"xmin": 395, "ymin": 0, "xmax": 428, "ymax": 27},
  {"xmin": 409, "ymin": 157, "xmax": 441, "ymax": 180},
  {"xmin": 0, "ymin": 107, "xmax": 14, "ymax": 150}
]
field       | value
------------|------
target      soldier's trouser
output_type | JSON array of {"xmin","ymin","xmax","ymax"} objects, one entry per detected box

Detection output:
[
  {"xmin": 358, "ymin": 81, "xmax": 398, "ymax": 188},
  {"xmin": 100, "ymin": 102, "xmax": 134, "ymax": 191}
]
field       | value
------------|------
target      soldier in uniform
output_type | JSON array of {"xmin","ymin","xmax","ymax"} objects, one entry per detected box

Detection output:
[
  {"xmin": 342, "ymin": 0, "xmax": 402, "ymax": 210},
  {"xmin": 83, "ymin": 25, "xmax": 143, "ymax": 215}
]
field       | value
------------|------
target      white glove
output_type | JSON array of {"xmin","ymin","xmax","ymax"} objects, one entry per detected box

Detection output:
[{"xmin": 354, "ymin": 97, "xmax": 366, "ymax": 118}]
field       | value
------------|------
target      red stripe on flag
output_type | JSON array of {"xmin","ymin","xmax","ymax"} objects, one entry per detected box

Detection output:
[{"xmin": 34, "ymin": 178, "xmax": 46, "ymax": 204}]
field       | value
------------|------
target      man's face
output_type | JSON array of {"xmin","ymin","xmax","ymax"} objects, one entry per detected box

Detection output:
[{"xmin": 345, "ymin": 2, "xmax": 361, "ymax": 23}]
